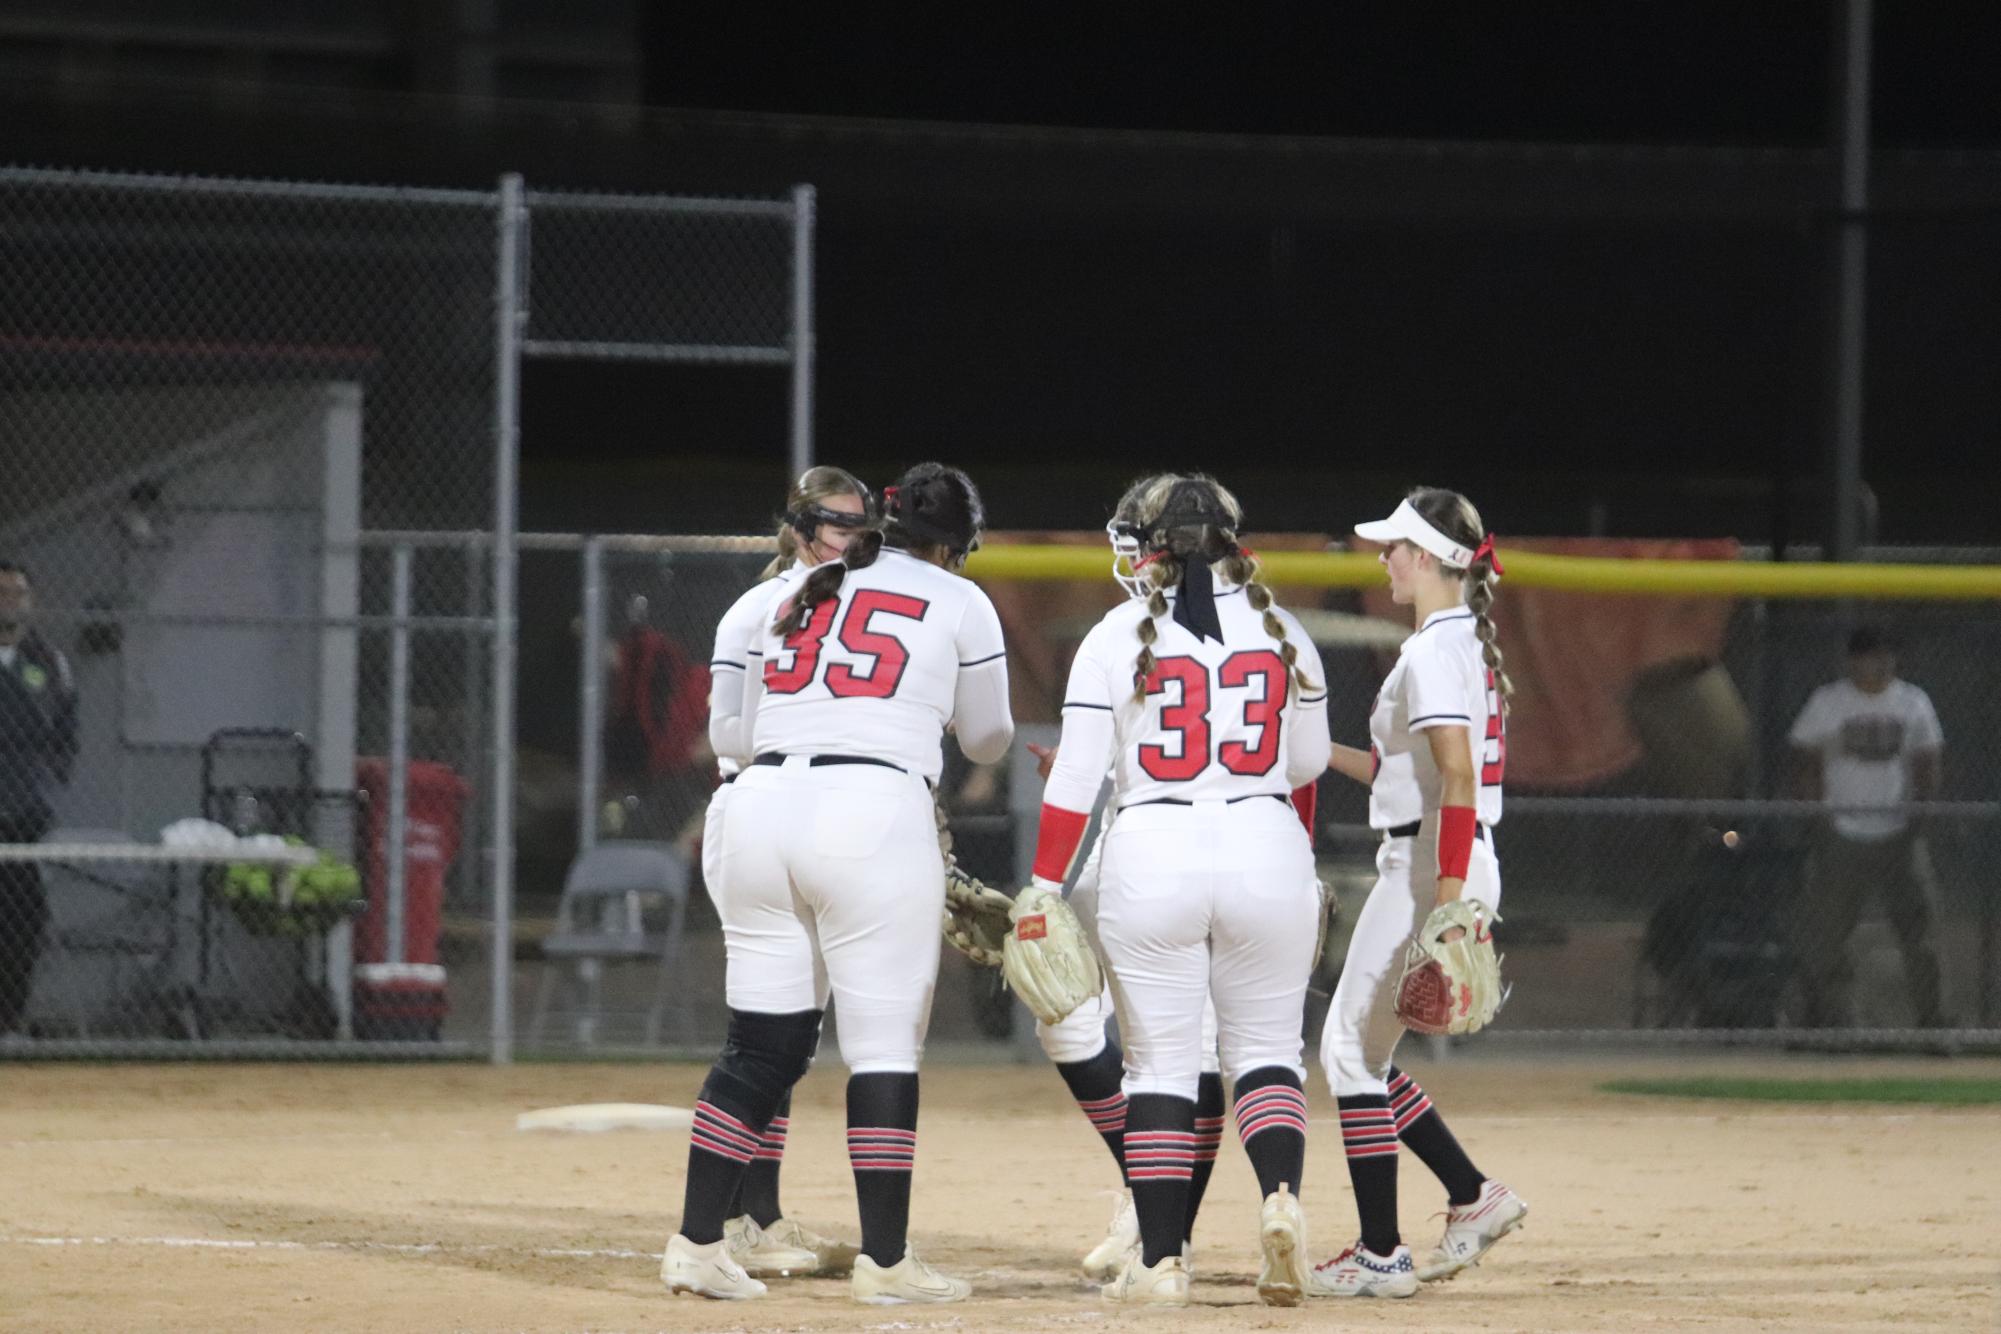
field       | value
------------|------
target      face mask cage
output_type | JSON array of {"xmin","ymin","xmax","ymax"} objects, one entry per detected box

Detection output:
[{"xmin": 1106, "ymin": 519, "xmax": 1148, "ymax": 599}]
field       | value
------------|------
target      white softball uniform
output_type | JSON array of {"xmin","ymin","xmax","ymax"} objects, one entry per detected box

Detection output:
[
  {"xmin": 1041, "ymin": 581, "xmax": 1330, "ymax": 1100},
  {"xmin": 717, "ymin": 550, "xmax": 1014, "ymax": 1073},
  {"xmin": 1322, "ymin": 606, "xmax": 1506, "ymax": 1097},
  {"xmin": 700, "ymin": 563, "xmax": 808, "ymax": 911},
  {"xmin": 1036, "ymin": 823, "xmax": 1223, "ymax": 1075}
]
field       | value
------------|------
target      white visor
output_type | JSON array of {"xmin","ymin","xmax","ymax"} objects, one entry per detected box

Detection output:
[{"xmin": 1353, "ymin": 499, "xmax": 1475, "ymax": 568}]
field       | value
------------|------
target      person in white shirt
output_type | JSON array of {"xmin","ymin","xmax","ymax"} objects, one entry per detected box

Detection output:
[
  {"xmin": 1029, "ymin": 474, "xmax": 1330, "ymax": 1307},
  {"xmin": 1786, "ymin": 625, "xmax": 1947, "ymax": 1027},
  {"xmin": 1310, "ymin": 489, "xmax": 1527, "ymax": 1300},
  {"xmin": 698, "ymin": 466, "xmax": 873, "ymax": 1281},
  {"xmin": 664, "ymin": 463, "xmax": 1012, "ymax": 1307}
]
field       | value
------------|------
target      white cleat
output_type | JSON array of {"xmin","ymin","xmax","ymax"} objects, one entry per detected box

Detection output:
[
  {"xmin": 1417, "ymin": 1179, "xmax": 1528, "ymax": 1282},
  {"xmin": 1256, "ymin": 1182, "xmax": 1310, "ymax": 1307},
  {"xmin": 1100, "ymin": 1251, "xmax": 1191, "ymax": 1306},
  {"xmin": 661, "ymin": 1233, "xmax": 767, "ymax": 1300},
  {"xmin": 850, "ymin": 1248, "xmax": 971, "ymax": 1305},
  {"xmin": 760, "ymin": 1215, "xmax": 861, "ymax": 1276},
  {"xmin": 722, "ymin": 1215, "xmax": 821, "ymax": 1278},
  {"xmin": 1309, "ymin": 1240, "xmax": 1419, "ymax": 1299},
  {"xmin": 1080, "ymin": 1188, "xmax": 1139, "ymax": 1281}
]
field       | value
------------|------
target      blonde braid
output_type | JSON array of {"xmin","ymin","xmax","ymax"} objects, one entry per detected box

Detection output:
[
  {"xmin": 1131, "ymin": 573, "xmax": 1172, "ymax": 704},
  {"xmin": 1466, "ymin": 556, "xmax": 1513, "ymax": 711},
  {"xmin": 1222, "ymin": 548, "xmax": 1317, "ymax": 697}
]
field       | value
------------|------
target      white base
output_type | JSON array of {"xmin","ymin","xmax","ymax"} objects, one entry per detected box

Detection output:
[{"xmin": 515, "ymin": 1102, "xmax": 694, "ymax": 1133}]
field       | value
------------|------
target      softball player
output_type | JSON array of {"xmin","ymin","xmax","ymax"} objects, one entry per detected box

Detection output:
[
  {"xmin": 1032, "ymin": 474, "xmax": 1330, "ymax": 1307},
  {"xmin": 664, "ymin": 463, "xmax": 1012, "ymax": 1306},
  {"xmin": 1034, "ymin": 480, "xmax": 1245, "ymax": 1283},
  {"xmin": 699, "ymin": 466, "xmax": 872, "ymax": 1280},
  {"xmin": 1310, "ymin": 488, "xmax": 1528, "ymax": 1299}
]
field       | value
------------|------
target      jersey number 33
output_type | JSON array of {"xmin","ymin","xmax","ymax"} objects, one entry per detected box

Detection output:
[{"xmin": 1140, "ymin": 650, "xmax": 1288, "ymax": 782}]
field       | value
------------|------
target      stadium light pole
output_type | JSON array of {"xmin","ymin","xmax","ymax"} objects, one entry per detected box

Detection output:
[{"xmin": 1827, "ymin": 0, "xmax": 1872, "ymax": 562}]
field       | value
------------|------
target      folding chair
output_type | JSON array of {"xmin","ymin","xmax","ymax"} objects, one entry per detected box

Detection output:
[{"xmin": 528, "ymin": 840, "xmax": 690, "ymax": 1047}]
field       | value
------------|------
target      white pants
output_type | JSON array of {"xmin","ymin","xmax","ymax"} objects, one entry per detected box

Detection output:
[
  {"xmin": 716, "ymin": 757, "xmax": 944, "ymax": 1074},
  {"xmin": 1320, "ymin": 819, "xmax": 1502, "ymax": 1097},
  {"xmin": 1096, "ymin": 797, "xmax": 1319, "ymax": 1100},
  {"xmin": 1037, "ymin": 827, "xmax": 1220, "ymax": 1072}
]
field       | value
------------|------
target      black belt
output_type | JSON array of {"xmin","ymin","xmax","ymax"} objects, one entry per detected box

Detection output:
[
  {"xmin": 720, "ymin": 772, "xmax": 738, "ymax": 784},
  {"xmin": 1122, "ymin": 793, "xmax": 1289, "ymax": 812},
  {"xmin": 752, "ymin": 752, "xmax": 912, "ymax": 777},
  {"xmin": 1384, "ymin": 819, "xmax": 1488, "ymax": 842}
]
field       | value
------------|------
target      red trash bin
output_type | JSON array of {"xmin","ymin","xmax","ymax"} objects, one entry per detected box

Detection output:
[
  {"xmin": 354, "ymin": 758, "xmax": 469, "ymax": 966},
  {"xmin": 353, "ymin": 759, "xmax": 469, "ymax": 1039}
]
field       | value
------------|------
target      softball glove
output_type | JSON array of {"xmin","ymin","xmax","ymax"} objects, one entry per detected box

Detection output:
[{"xmin": 1394, "ymin": 899, "xmax": 1506, "ymax": 1037}]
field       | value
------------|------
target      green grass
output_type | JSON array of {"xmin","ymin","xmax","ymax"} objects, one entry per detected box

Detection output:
[{"xmin": 1598, "ymin": 1076, "xmax": 2001, "ymax": 1106}]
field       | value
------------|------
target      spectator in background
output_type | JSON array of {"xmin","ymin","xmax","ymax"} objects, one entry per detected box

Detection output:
[
  {"xmin": 0, "ymin": 560, "xmax": 80, "ymax": 1035},
  {"xmin": 601, "ymin": 592, "xmax": 710, "ymax": 845},
  {"xmin": 1787, "ymin": 626, "xmax": 1948, "ymax": 1028}
]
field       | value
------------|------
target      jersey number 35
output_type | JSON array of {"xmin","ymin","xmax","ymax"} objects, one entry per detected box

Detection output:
[{"xmin": 764, "ymin": 591, "xmax": 929, "ymax": 699}]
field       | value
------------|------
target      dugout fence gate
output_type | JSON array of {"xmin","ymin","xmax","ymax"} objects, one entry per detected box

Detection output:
[{"xmin": 0, "ymin": 166, "xmax": 813, "ymax": 1060}]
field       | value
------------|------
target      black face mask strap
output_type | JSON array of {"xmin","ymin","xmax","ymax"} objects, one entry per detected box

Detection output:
[{"xmin": 1172, "ymin": 556, "xmax": 1224, "ymax": 643}]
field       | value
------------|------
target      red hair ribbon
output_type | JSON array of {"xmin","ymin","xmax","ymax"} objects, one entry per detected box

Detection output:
[
  {"xmin": 881, "ymin": 485, "xmax": 900, "ymax": 511},
  {"xmin": 1237, "ymin": 545, "xmax": 1258, "ymax": 561},
  {"xmin": 1472, "ymin": 534, "xmax": 1504, "ymax": 577}
]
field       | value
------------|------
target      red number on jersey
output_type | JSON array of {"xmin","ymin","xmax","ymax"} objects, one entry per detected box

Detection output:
[
  {"xmin": 763, "ymin": 598, "xmax": 838, "ymax": 695},
  {"xmin": 1137, "ymin": 656, "xmax": 1211, "ymax": 782},
  {"xmin": 1217, "ymin": 649, "xmax": 1288, "ymax": 776},
  {"xmin": 825, "ymin": 590, "xmax": 929, "ymax": 698},
  {"xmin": 1481, "ymin": 668, "xmax": 1507, "ymax": 786}
]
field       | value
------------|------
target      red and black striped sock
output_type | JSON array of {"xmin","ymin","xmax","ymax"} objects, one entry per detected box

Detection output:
[
  {"xmin": 682, "ymin": 1095, "xmax": 768, "ymax": 1245},
  {"xmin": 847, "ymin": 1072, "xmax": 920, "ymax": 1267},
  {"xmin": 1233, "ymin": 1066, "xmax": 1309, "ymax": 1201},
  {"xmin": 1337, "ymin": 1092, "xmax": 1401, "ymax": 1256},
  {"xmin": 1184, "ymin": 1072, "xmax": 1225, "ymax": 1242},
  {"xmin": 1124, "ymin": 1092, "xmax": 1196, "ymax": 1267},
  {"xmin": 736, "ymin": 1091, "xmax": 791, "ymax": 1227},
  {"xmin": 1055, "ymin": 1043, "xmax": 1128, "ymax": 1181},
  {"xmin": 1389, "ymin": 1066, "xmax": 1484, "ymax": 1206}
]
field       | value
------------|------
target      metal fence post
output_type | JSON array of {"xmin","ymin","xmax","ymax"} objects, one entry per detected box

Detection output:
[
  {"xmin": 386, "ymin": 544, "xmax": 413, "ymax": 964},
  {"xmin": 577, "ymin": 536, "xmax": 605, "ymax": 853},
  {"xmin": 789, "ymin": 183, "xmax": 816, "ymax": 480},
  {"xmin": 490, "ymin": 173, "xmax": 526, "ymax": 1063}
]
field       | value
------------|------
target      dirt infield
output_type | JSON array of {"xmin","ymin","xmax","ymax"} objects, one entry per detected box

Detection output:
[{"xmin": 2, "ymin": 1053, "xmax": 1997, "ymax": 1333}]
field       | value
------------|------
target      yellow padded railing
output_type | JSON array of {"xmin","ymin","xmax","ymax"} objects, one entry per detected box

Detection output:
[{"xmin": 963, "ymin": 544, "xmax": 2001, "ymax": 600}]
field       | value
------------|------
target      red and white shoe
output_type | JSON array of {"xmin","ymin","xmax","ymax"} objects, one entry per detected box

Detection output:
[
  {"xmin": 1417, "ymin": 1180, "xmax": 1528, "ymax": 1282},
  {"xmin": 1308, "ymin": 1240, "xmax": 1419, "ymax": 1299}
]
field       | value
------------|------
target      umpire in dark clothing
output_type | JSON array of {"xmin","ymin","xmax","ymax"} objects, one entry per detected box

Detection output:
[{"xmin": 0, "ymin": 561, "xmax": 79, "ymax": 1034}]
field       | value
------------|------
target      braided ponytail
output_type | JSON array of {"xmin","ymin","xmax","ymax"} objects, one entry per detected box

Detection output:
[
  {"xmin": 772, "ymin": 528, "xmax": 884, "ymax": 636},
  {"xmin": 1406, "ymin": 485, "xmax": 1513, "ymax": 711},
  {"xmin": 1221, "ymin": 548, "xmax": 1319, "ymax": 697},
  {"xmin": 1131, "ymin": 573, "xmax": 1172, "ymax": 704},
  {"xmin": 1466, "ymin": 552, "xmax": 1513, "ymax": 708}
]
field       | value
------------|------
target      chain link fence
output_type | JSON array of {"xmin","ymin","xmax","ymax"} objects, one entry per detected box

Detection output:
[{"xmin": 0, "ymin": 168, "xmax": 811, "ymax": 1058}]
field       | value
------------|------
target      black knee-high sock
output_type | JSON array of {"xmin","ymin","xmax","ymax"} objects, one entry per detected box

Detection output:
[
  {"xmin": 683, "ymin": 1082, "xmax": 779, "ymax": 1245},
  {"xmin": 1184, "ymin": 1072, "xmax": 1225, "ymax": 1242},
  {"xmin": 847, "ymin": 1072, "xmax": 920, "ymax": 1267},
  {"xmin": 1337, "ymin": 1092, "xmax": 1400, "ymax": 1256},
  {"xmin": 1124, "ymin": 1093, "xmax": 1196, "ymax": 1267},
  {"xmin": 1389, "ymin": 1067, "xmax": 1485, "ymax": 1206},
  {"xmin": 1055, "ymin": 1042, "xmax": 1127, "ymax": 1182},
  {"xmin": 1233, "ymin": 1066, "xmax": 1309, "ymax": 1201},
  {"xmin": 734, "ymin": 1090, "xmax": 791, "ymax": 1226}
]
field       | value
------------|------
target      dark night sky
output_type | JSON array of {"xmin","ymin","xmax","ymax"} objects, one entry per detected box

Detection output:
[
  {"xmin": 526, "ymin": 3, "xmax": 1998, "ymax": 545},
  {"xmin": 13, "ymin": 5, "xmax": 2001, "ymax": 541},
  {"xmin": 643, "ymin": 4, "xmax": 2000, "ymax": 148}
]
